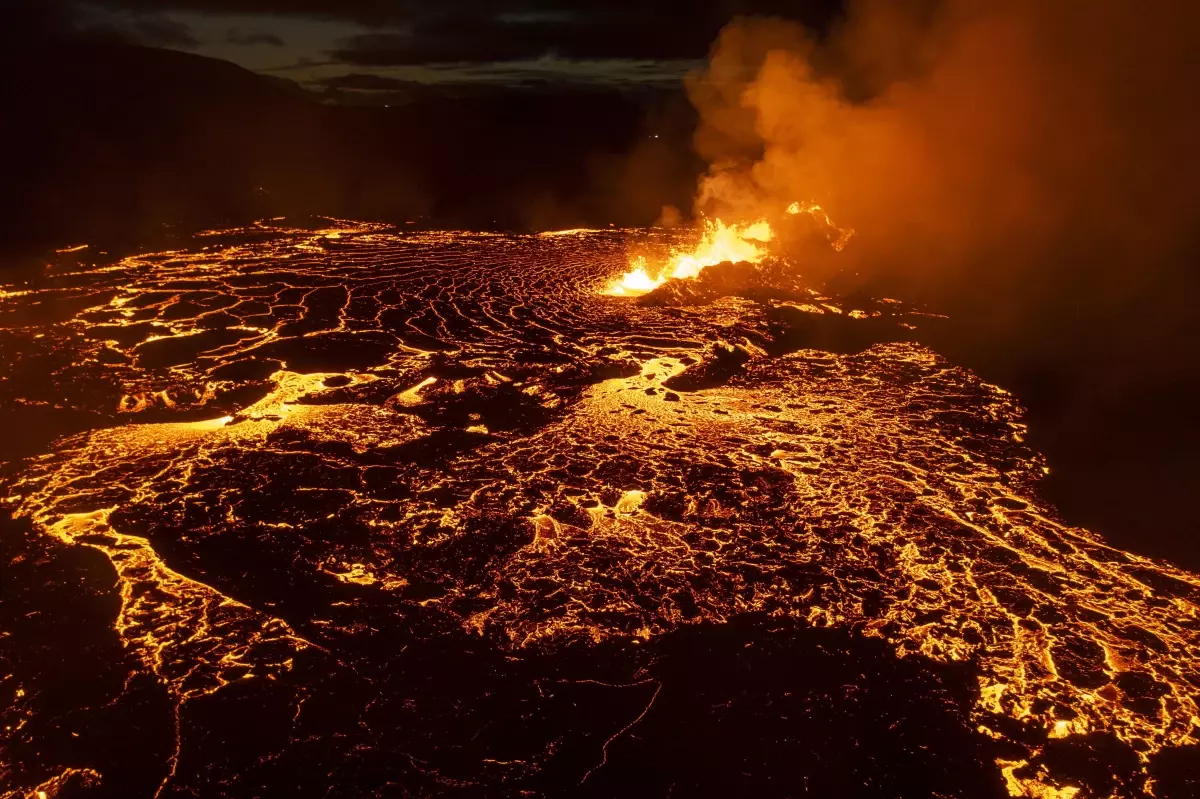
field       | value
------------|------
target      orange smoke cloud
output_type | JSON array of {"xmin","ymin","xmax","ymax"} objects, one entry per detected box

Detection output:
[{"xmin": 688, "ymin": 0, "xmax": 1200, "ymax": 351}]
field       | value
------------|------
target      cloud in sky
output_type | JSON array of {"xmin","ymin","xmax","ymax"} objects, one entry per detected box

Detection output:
[
  {"xmin": 128, "ymin": 15, "xmax": 200, "ymax": 48},
  {"xmin": 80, "ymin": 1, "xmax": 843, "ymax": 30},
  {"xmin": 225, "ymin": 28, "xmax": 285, "ymax": 47},
  {"xmin": 328, "ymin": 14, "xmax": 723, "ymax": 66},
  {"xmin": 23, "ymin": 1, "xmax": 844, "ymax": 90}
]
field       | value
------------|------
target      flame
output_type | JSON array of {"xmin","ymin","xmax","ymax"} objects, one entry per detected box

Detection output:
[
  {"xmin": 604, "ymin": 218, "xmax": 773, "ymax": 296},
  {"xmin": 603, "ymin": 202, "xmax": 854, "ymax": 297}
]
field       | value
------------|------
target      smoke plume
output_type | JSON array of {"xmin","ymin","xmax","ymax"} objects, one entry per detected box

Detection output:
[{"xmin": 688, "ymin": 0, "xmax": 1200, "ymax": 381}]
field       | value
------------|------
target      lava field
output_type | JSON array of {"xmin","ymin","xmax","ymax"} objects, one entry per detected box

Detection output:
[{"xmin": 2, "ymin": 220, "xmax": 1198, "ymax": 799}]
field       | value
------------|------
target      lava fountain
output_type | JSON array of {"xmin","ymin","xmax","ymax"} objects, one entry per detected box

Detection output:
[
  {"xmin": 603, "ymin": 217, "xmax": 774, "ymax": 296},
  {"xmin": 603, "ymin": 202, "xmax": 854, "ymax": 297}
]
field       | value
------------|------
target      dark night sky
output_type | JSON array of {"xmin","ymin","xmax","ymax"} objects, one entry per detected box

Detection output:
[{"xmin": 20, "ymin": 1, "xmax": 844, "ymax": 94}]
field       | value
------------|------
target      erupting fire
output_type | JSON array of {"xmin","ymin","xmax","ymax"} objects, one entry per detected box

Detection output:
[
  {"xmin": 604, "ymin": 218, "xmax": 774, "ymax": 296},
  {"xmin": 604, "ymin": 203, "xmax": 853, "ymax": 296}
]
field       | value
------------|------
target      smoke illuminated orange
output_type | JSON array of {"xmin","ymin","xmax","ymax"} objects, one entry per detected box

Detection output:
[{"xmin": 787, "ymin": 201, "xmax": 856, "ymax": 251}]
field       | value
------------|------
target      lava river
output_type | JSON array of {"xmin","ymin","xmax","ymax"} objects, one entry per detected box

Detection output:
[{"xmin": 1, "ymin": 220, "xmax": 1197, "ymax": 799}]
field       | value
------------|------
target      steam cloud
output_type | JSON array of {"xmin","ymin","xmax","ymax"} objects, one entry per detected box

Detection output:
[{"xmin": 687, "ymin": 0, "xmax": 1200, "ymax": 385}]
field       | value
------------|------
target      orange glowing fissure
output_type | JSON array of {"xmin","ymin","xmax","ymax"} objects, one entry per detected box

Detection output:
[
  {"xmin": 604, "ymin": 218, "xmax": 773, "ymax": 296},
  {"xmin": 603, "ymin": 202, "xmax": 851, "ymax": 296}
]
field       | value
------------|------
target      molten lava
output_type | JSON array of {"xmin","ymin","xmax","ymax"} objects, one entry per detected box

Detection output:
[
  {"xmin": 603, "ymin": 218, "xmax": 773, "ymax": 296},
  {"xmin": 604, "ymin": 203, "xmax": 855, "ymax": 297}
]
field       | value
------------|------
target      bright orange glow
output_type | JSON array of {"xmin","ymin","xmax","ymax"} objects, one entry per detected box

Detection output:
[
  {"xmin": 538, "ymin": 228, "xmax": 605, "ymax": 237},
  {"xmin": 604, "ymin": 218, "xmax": 774, "ymax": 296},
  {"xmin": 604, "ymin": 202, "xmax": 855, "ymax": 297}
]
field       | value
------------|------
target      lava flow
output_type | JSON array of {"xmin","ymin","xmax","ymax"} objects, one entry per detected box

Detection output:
[{"xmin": 2, "ymin": 220, "xmax": 1198, "ymax": 799}]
